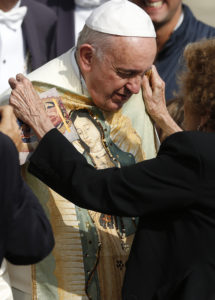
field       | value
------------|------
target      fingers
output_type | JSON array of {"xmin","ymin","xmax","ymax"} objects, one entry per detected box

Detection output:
[
  {"xmin": 151, "ymin": 65, "xmax": 165, "ymax": 91},
  {"xmin": 151, "ymin": 65, "xmax": 159, "ymax": 77},
  {"xmin": 0, "ymin": 105, "xmax": 22, "ymax": 150},
  {"xmin": 9, "ymin": 73, "xmax": 29, "ymax": 90},
  {"xmin": 142, "ymin": 75, "xmax": 152, "ymax": 101},
  {"xmin": 16, "ymin": 73, "xmax": 26, "ymax": 81},
  {"xmin": 0, "ymin": 106, "xmax": 18, "ymax": 133},
  {"xmin": 8, "ymin": 77, "xmax": 17, "ymax": 89},
  {"xmin": 0, "ymin": 105, "xmax": 14, "ymax": 124}
]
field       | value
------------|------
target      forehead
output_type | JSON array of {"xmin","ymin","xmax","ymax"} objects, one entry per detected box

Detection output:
[
  {"xmin": 74, "ymin": 115, "xmax": 89, "ymax": 124},
  {"xmin": 74, "ymin": 116, "xmax": 95, "ymax": 128},
  {"xmin": 106, "ymin": 36, "xmax": 157, "ymax": 71}
]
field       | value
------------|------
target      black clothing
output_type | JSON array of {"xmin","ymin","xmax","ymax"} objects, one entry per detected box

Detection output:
[
  {"xmin": 21, "ymin": 0, "xmax": 57, "ymax": 70},
  {"xmin": 29, "ymin": 129, "xmax": 215, "ymax": 300},
  {"xmin": 33, "ymin": 0, "xmax": 75, "ymax": 56},
  {"xmin": 155, "ymin": 4, "xmax": 215, "ymax": 101},
  {"xmin": 0, "ymin": 132, "xmax": 54, "ymax": 266}
]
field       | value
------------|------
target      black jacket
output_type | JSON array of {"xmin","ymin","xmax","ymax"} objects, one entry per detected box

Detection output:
[
  {"xmin": 21, "ymin": 0, "xmax": 57, "ymax": 70},
  {"xmin": 32, "ymin": 0, "xmax": 75, "ymax": 56},
  {"xmin": 29, "ymin": 129, "xmax": 215, "ymax": 300},
  {"xmin": 0, "ymin": 132, "xmax": 54, "ymax": 266}
]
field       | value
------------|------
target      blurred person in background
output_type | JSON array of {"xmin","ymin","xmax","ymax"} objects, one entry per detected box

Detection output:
[
  {"xmin": 0, "ymin": 0, "xmax": 57, "ymax": 95},
  {"xmin": 34, "ymin": 0, "xmax": 108, "ymax": 55},
  {"xmin": 131, "ymin": 0, "xmax": 215, "ymax": 100}
]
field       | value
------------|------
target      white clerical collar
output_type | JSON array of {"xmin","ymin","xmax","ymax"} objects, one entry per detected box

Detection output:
[
  {"xmin": 174, "ymin": 12, "xmax": 184, "ymax": 31},
  {"xmin": 71, "ymin": 47, "xmax": 89, "ymax": 95},
  {"xmin": 75, "ymin": 0, "xmax": 106, "ymax": 8}
]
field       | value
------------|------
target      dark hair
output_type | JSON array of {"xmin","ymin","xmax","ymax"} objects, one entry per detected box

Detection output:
[{"xmin": 167, "ymin": 97, "xmax": 184, "ymax": 129}]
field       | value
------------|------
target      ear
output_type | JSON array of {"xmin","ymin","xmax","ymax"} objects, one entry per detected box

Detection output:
[{"xmin": 79, "ymin": 44, "xmax": 94, "ymax": 73}]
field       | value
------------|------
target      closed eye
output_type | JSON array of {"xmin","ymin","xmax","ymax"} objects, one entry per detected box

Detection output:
[{"xmin": 116, "ymin": 68, "xmax": 147, "ymax": 79}]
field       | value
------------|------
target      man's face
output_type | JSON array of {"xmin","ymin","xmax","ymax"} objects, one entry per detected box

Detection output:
[
  {"xmin": 131, "ymin": 0, "xmax": 182, "ymax": 27},
  {"xmin": 83, "ymin": 36, "xmax": 156, "ymax": 112}
]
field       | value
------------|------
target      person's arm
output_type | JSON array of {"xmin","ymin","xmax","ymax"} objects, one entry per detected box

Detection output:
[
  {"xmin": 8, "ymin": 74, "xmax": 196, "ymax": 218},
  {"xmin": 0, "ymin": 132, "xmax": 54, "ymax": 265},
  {"xmin": 29, "ymin": 128, "xmax": 197, "ymax": 218}
]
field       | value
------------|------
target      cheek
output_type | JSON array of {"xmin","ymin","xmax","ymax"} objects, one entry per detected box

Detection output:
[{"xmin": 93, "ymin": 78, "xmax": 125, "ymax": 97}]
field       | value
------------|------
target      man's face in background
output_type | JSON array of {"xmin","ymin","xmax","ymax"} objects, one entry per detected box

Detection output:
[{"xmin": 130, "ymin": 0, "xmax": 182, "ymax": 28}]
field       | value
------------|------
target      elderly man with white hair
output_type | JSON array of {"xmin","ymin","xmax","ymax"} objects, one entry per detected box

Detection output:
[{"xmin": 2, "ymin": 0, "xmax": 162, "ymax": 299}]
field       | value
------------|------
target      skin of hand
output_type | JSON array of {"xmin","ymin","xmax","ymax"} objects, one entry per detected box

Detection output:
[
  {"xmin": 9, "ymin": 74, "xmax": 54, "ymax": 140},
  {"xmin": 0, "ymin": 105, "xmax": 22, "ymax": 150},
  {"xmin": 142, "ymin": 65, "xmax": 182, "ymax": 138}
]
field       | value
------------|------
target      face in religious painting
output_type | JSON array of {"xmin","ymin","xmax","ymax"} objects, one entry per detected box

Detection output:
[
  {"xmin": 45, "ymin": 101, "xmax": 62, "ymax": 128},
  {"xmin": 80, "ymin": 36, "xmax": 156, "ymax": 112},
  {"xmin": 131, "ymin": 0, "xmax": 182, "ymax": 27},
  {"xmin": 71, "ymin": 110, "xmax": 119, "ymax": 169},
  {"xmin": 71, "ymin": 110, "xmax": 103, "ymax": 154},
  {"xmin": 74, "ymin": 116, "xmax": 101, "ymax": 152}
]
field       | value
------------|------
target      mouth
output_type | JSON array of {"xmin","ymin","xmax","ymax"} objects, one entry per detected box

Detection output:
[
  {"xmin": 113, "ymin": 92, "xmax": 131, "ymax": 103},
  {"xmin": 144, "ymin": 1, "xmax": 163, "ymax": 8}
]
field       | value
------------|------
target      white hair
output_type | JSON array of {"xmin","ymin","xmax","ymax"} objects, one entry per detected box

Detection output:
[{"xmin": 76, "ymin": 25, "xmax": 115, "ymax": 61}]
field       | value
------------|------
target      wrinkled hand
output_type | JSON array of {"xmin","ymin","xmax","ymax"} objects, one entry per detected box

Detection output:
[
  {"xmin": 9, "ymin": 74, "xmax": 54, "ymax": 140},
  {"xmin": 142, "ymin": 65, "xmax": 182, "ymax": 137},
  {"xmin": 142, "ymin": 65, "xmax": 168, "ymax": 123},
  {"xmin": 0, "ymin": 105, "xmax": 22, "ymax": 150}
]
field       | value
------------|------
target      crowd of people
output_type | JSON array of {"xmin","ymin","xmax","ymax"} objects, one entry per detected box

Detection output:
[{"xmin": 1, "ymin": 1, "xmax": 215, "ymax": 300}]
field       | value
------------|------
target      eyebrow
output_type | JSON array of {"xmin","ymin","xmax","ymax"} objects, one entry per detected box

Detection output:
[
  {"xmin": 116, "ymin": 67, "xmax": 152, "ymax": 75},
  {"xmin": 116, "ymin": 68, "xmax": 141, "ymax": 73}
]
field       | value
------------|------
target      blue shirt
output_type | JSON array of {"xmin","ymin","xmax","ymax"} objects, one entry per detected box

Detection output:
[{"xmin": 155, "ymin": 4, "xmax": 215, "ymax": 101}]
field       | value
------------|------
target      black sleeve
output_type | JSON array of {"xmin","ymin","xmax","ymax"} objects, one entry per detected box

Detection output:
[
  {"xmin": 29, "ymin": 129, "xmax": 198, "ymax": 217},
  {"xmin": 0, "ymin": 132, "xmax": 54, "ymax": 265}
]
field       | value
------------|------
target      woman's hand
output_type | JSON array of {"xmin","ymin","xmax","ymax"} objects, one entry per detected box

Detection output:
[
  {"xmin": 9, "ymin": 74, "xmax": 54, "ymax": 140},
  {"xmin": 0, "ymin": 105, "xmax": 22, "ymax": 151},
  {"xmin": 142, "ymin": 65, "xmax": 168, "ymax": 123},
  {"xmin": 142, "ymin": 65, "xmax": 182, "ymax": 138}
]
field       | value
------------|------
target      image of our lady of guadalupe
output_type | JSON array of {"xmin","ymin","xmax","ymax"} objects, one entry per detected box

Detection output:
[{"xmin": 69, "ymin": 108, "xmax": 139, "ymax": 300}]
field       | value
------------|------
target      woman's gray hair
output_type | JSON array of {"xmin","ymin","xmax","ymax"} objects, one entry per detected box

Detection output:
[{"xmin": 76, "ymin": 25, "xmax": 114, "ymax": 60}]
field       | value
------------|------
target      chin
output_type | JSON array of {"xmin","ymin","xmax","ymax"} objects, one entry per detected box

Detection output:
[
  {"xmin": 102, "ymin": 103, "xmax": 121, "ymax": 112},
  {"xmin": 103, "ymin": 106, "xmax": 120, "ymax": 112},
  {"xmin": 94, "ymin": 97, "xmax": 125, "ymax": 112}
]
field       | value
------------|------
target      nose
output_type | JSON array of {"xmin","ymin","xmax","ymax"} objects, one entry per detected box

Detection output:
[
  {"xmin": 125, "ymin": 76, "xmax": 141, "ymax": 94},
  {"xmin": 82, "ymin": 131, "xmax": 88, "ymax": 140}
]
